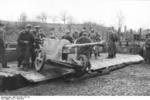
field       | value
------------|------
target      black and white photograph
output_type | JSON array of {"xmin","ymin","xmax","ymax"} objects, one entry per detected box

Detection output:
[{"xmin": 0, "ymin": 0, "xmax": 149, "ymax": 97}]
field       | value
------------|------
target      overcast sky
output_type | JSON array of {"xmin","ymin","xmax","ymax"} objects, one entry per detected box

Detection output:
[{"xmin": 0, "ymin": 0, "xmax": 150, "ymax": 30}]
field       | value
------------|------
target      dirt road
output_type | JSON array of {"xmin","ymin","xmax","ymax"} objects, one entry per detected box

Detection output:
[{"xmin": 1, "ymin": 63, "xmax": 150, "ymax": 96}]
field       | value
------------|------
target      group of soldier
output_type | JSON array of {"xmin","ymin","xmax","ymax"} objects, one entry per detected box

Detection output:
[
  {"xmin": 17, "ymin": 24, "xmax": 45, "ymax": 70},
  {"xmin": 0, "ymin": 22, "xmax": 118, "ymax": 70},
  {"xmin": 61, "ymin": 28, "xmax": 102, "ymax": 61},
  {"xmin": 61, "ymin": 28, "xmax": 118, "ymax": 61}
]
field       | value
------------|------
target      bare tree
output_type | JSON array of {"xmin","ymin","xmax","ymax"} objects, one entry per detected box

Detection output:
[
  {"xmin": 60, "ymin": 11, "xmax": 69, "ymax": 24},
  {"xmin": 50, "ymin": 16, "xmax": 58, "ymax": 24},
  {"xmin": 18, "ymin": 12, "xmax": 28, "ymax": 29},
  {"xmin": 36, "ymin": 12, "xmax": 48, "ymax": 22},
  {"xmin": 67, "ymin": 16, "xmax": 75, "ymax": 24},
  {"xmin": 117, "ymin": 11, "xmax": 125, "ymax": 32},
  {"xmin": 67, "ymin": 16, "xmax": 75, "ymax": 32},
  {"xmin": 116, "ymin": 11, "xmax": 125, "ymax": 44},
  {"xmin": 19, "ymin": 12, "xmax": 28, "ymax": 22}
]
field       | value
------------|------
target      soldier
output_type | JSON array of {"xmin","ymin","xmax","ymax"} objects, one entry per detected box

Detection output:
[
  {"xmin": 30, "ymin": 25, "xmax": 46, "ymax": 67},
  {"xmin": 61, "ymin": 31, "xmax": 74, "ymax": 43},
  {"xmin": 0, "ymin": 23, "xmax": 8, "ymax": 68},
  {"xmin": 96, "ymin": 32, "xmax": 102, "ymax": 56},
  {"xmin": 72, "ymin": 31, "xmax": 79, "ymax": 43},
  {"xmin": 61, "ymin": 31, "xmax": 73, "ymax": 61},
  {"xmin": 76, "ymin": 31, "xmax": 92, "ymax": 72},
  {"xmin": 76, "ymin": 31, "xmax": 92, "ymax": 59},
  {"xmin": 17, "ymin": 24, "xmax": 35, "ymax": 70},
  {"xmin": 79, "ymin": 28, "xmax": 87, "ymax": 37},
  {"xmin": 144, "ymin": 33, "xmax": 150, "ymax": 63},
  {"xmin": 89, "ymin": 29, "xmax": 101, "ymax": 58},
  {"xmin": 107, "ymin": 30, "xmax": 118, "ymax": 58},
  {"xmin": 34, "ymin": 25, "xmax": 46, "ymax": 39},
  {"xmin": 33, "ymin": 25, "xmax": 46, "ymax": 45}
]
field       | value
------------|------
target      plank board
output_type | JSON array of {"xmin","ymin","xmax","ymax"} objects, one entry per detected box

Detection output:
[
  {"xmin": 90, "ymin": 53, "xmax": 144, "ymax": 70},
  {"xmin": 21, "ymin": 67, "xmax": 75, "ymax": 82},
  {"xmin": 0, "ymin": 63, "xmax": 75, "ymax": 82}
]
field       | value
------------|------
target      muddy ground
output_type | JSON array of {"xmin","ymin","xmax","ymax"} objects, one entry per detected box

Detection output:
[{"xmin": 1, "ymin": 63, "xmax": 150, "ymax": 96}]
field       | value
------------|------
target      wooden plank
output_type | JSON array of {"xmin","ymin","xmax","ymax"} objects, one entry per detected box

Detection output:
[
  {"xmin": 0, "ymin": 68, "xmax": 74, "ymax": 83},
  {"xmin": 20, "ymin": 68, "xmax": 75, "ymax": 82},
  {"xmin": 0, "ymin": 63, "xmax": 75, "ymax": 82},
  {"xmin": 90, "ymin": 53, "xmax": 144, "ymax": 70}
]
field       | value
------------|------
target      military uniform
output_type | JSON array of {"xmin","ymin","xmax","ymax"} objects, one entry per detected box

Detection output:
[
  {"xmin": 62, "ymin": 34, "xmax": 74, "ymax": 43},
  {"xmin": 145, "ymin": 37, "xmax": 150, "ymax": 63},
  {"xmin": 31, "ymin": 26, "xmax": 46, "ymax": 66},
  {"xmin": 34, "ymin": 26, "xmax": 46, "ymax": 40},
  {"xmin": 107, "ymin": 32, "xmax": 118, "ymax": 58},
  {"xmin": 72, "ymin": 31, "xmax": 79, "ymax": 42},
  {"xmin": 61, "ymin": 32, "xmax": 73, "ymax": 61},
  {"xmin": 0, "ymin": 28, "xmax": 7, "ymax": 68},
  {"xmin": 17, "ymin": 29, "xmax": 35, "ymax": 68},
  {"xmin": 76, "ymin": 35, "xmax": 92, "ymax": 59},
  {"xmin": 90, "ymin": 32, "xmax": 101, "ymax": 58}
]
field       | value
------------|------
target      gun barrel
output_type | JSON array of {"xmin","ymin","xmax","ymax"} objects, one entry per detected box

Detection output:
[{"xmin": 65, "ymin": 41, "xmax": 105, "ymax": 48}]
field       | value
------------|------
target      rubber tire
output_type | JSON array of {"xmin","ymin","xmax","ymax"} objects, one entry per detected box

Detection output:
[
  {"xmin": 34, "ymin": 50, "xmax": 46, "ymax": 72},
  {"xmin": 78, "ymin": 55, "xmax": 90, "ymax": 72}
]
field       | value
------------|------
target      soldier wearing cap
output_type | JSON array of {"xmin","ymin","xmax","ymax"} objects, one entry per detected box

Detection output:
[
  {"xmin": 76, "ymin": 31, "xmax": 92, "ymax": 72},
  {"xmin": 30, "ymin": 25, "xmax": 46, "ymax": 66},
  {"xmin": 0, "ymin": 23, "xmax": 8, "ymax": 68},
  {"xmin": 34, "ymin": 25, "xmax": 46, "ymax": 39},
  {"xmin": 17, "ymin": 24, "xmax": 35, "ymax": 69},
  {"xmin": 76, "ymin": 31, "xmax": 92, "ymax": 59}
]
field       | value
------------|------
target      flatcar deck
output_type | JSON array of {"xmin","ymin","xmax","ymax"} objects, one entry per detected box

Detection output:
[
  {"xmin": 90, "ymin": 53, "xmax": 143, "ymax": 70},
  {"xmin": 0, "ymin": 53, "xmax": 144, "ymax": 91}
]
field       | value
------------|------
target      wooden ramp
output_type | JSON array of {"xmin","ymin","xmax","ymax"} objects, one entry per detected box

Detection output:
[
  {"xmin": 0, "ymin": 64, "xmax": 75, "ymax": 83},
  {"xmin": 0, "ymin": 53, "xmax": 144, "ymax": 91},
  {"xmin": 90, "ymin": 53, "xmax": 144, "ymax": 70}
]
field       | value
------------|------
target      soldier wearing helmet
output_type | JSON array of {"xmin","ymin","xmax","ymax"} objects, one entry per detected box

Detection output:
[{"xmin": 17, "ymin": 24, "xmax": 35, "ymax": 70}]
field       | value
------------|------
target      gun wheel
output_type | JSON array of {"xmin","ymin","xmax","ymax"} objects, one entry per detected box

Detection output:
[
  {"xmin": 34, "ymin": 50, "xmax": 46, "ymax": 72},
  {"xmin": 78, "ymin": 55, "xmax": 91, "ymax": 72}
]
